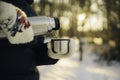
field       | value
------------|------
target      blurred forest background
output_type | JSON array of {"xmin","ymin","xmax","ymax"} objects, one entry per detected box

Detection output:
[{"xmin": 32, "ymin": 0, "xmax": 120, "ymax": 64}]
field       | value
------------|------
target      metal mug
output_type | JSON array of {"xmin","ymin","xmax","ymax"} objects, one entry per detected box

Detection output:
[{"xmin": 48, "ymin": 38, "xmax": 75, "ymax": 59}]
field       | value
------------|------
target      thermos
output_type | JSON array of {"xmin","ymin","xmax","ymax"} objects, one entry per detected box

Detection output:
[{"xmin": 28, "ymin": 16, "xmax": 60, "ymax": 36}]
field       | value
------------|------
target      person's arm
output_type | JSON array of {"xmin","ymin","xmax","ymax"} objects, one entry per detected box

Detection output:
[{"xmin": 1, "ymin": 0, "xmax": 59, "ymax": 65}]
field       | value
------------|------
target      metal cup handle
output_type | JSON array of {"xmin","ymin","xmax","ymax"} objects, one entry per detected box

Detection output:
[{"xmin": 47, "ymin": 38, "xmax": 75, "ymax": 59}]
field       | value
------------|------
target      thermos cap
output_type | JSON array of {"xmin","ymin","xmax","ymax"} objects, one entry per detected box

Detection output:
[{"xmin": 53, "ymin": 18, "xmax": 60, "ymax": 30}]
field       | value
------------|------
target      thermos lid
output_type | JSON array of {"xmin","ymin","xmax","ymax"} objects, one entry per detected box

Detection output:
[{"xmin": 53, "ymin": 18, "xmax": 60, "ymax": 30}]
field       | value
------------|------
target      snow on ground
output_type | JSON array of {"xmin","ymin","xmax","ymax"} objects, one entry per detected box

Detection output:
[{"xmin": 37, "ymin": 40, "xmax": 120, "ymax": 80}]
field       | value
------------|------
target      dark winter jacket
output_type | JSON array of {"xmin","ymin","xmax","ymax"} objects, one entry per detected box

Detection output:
[{"xmin": 0, "ymin": 0, "xmax": 58, "ymax": 80}]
